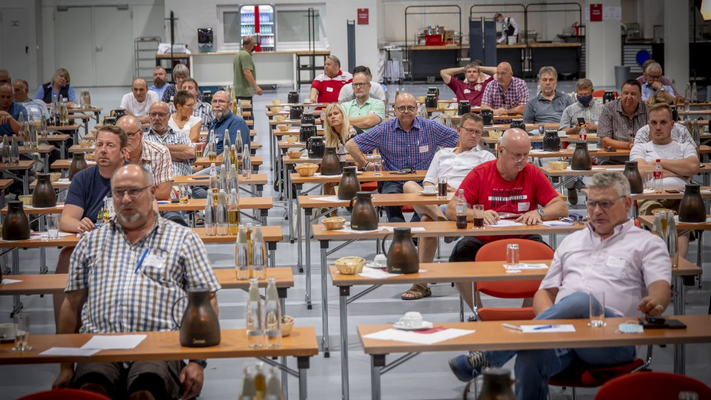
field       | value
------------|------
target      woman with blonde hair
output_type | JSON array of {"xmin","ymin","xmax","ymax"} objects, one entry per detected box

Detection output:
[
  {"xmin": 321, "ymin": 103, "xmax": 362, "ymax": 200},
  {"xmin": 35, "ymin": 68, "xmax": 76, "ymax": 104}
]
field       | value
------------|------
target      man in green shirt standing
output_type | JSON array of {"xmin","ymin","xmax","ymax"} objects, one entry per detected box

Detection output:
[
  {"xmin": 341, "ymin": 71, "xmax": 385, "ymax": 132},
  {"xmin": 233, "ymin": 36, "xmax": 262, "ymax": 110}
]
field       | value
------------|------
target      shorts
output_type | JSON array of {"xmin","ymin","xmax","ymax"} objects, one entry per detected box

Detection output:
[
  {"xmin": 70, "ymin": 360, "xmax": 184, "ymax": 399},
  {"xmin": 637, "ymin": 199, "xmax": 681, "ymax": 216}
]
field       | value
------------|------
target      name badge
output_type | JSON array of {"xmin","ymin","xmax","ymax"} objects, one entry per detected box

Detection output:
[
  {"xmin": 606, "ymin": 255, "xmax": 626, "ymax": 269},
  {"xmin": 517, "ymin": 202, "xmax": 530, "ymax": 212},
  {"xmin": 419, "ymin": 145, "xmax": 429, "ymax": 153},
  {"xmin": 463, "ymin": 89, "xmax": 471, "ymax": 94},
  {"xmin": 143, "ymin": 253, "xmax": 166, "ymax": 269},
  {"xmin": 326, "ymin": 87, "xmax": 334, "ymax": 92}
]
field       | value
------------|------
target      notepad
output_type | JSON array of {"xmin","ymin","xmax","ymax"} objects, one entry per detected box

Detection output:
[
  {"xmin": 520, "ymin": 324, "xmax": 576, "ymax": 333},
  {"xmin": 81, "ymin": 334, "xmax": 147, "ymax": 350},
  {"xmin": 490, "ymin": 220, "xmax": 524, "ymax": 227},
  {"xmin": 41, "ymin": 347, "xmax": 101, "ymax": 357},
  {"xmin": 364, "ymin": 328, "xmax": 474, "ymax": 345}
]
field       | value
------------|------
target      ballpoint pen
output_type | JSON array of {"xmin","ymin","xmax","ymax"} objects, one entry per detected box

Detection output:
[
  {"xmin": 135, "ymin": 247, "xmax": 149, "ymax": 274},
  {"xmin": 532, "ymin": 324, "xmax": 559, "ymax": 330}
]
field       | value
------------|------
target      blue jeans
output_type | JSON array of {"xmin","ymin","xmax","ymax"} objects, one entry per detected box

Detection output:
[
  {"xmin": 191, "ymin": 166, "xmax": 222, "ymax": 199},
  {"xmin": 482, "ymin": 292, "xmax": 636, "ymax": 400},
  {"xmin": 379, "ymin": 181, "xmax": 421, "ymax": 223}
]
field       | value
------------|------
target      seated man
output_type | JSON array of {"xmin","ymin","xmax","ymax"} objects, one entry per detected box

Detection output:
[
  {"xmin": 401, "ymin": 113, "xmax": 495, "ymax": 300},
  {"xmin": 449, "ymin": 172, "xmax": 671, "ymax": 400},
  {"xmin": 559, "ymin": 78, "xmax": 602, "ymax": 136},
  {"xmin": 120, "ymin": 78, "xmax": 159, "ymax": 124},
  {"xmin": 0, "ymin": 82, "xmax": 28, "ymax": 135},
  {"xmin": 341, "ymin": 71, "xmax": 385, "ymax": 132},
  {"xmin": 149, "ymin": 66, "xmax": 169, "ymax": 100},
  {"xmin": 53, "ymin": 164, "xmax": 220, "ymax": 400},
  {"xmin": 634, "ymin": 92, "xmax": 696, "ymax": 148},
  {"xmin": 13, "ymin": 79, "xmax": 49, "ymax": 120},
  {"xmin": 338, "ymin": 65, "xmax": 386, "ymax": 104},
  {"xmin": 310, "ymin": 55, "xmax": 352, "ymax": 104},
  {"xmin": 522, "ymin": 66, "xmax": 573, "ymax": 128},
  {"xmin": 640, "ymin": 62, "xmax": 676, "ymax": 102},
  {"xmin": 144, "ymin": 101, "xmax": 196, "ymax": 178},
  {"xmin": 440, "ymin": 62, "xmax": 496, "ymax": 106},
  {"xmin": 597, "ymin": 79, "xmax": 648, "ymax": 164},
  {"xmin": 630, "ymin": 102, "xmax": 698, "ymax": 258},
  {"xmin": 0, "ymin": 69, "xmax": 10, "ymax": 85},
  {"xmin": 637, "ymin": 58, "xmax": 678, "ymax": 96},
  {"xmin": 345, "ymin": 93, "xmax": 459, "ymax": 222},
  {"xmin": 480, "ymin": 62, "xmax": 529, "ymax": 121},
  {"xmin": 447, "ymin": 129, "xmax": 568, "ymax": 311}
]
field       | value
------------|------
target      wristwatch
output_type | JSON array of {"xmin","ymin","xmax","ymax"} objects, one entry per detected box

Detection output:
[
  {"xmin": 537, "ymin": 209, "xmax": 546, "ymax": 218},
  {"xmin": 659, "ymin": 87, "xmax": 666, "ymax": 92}
]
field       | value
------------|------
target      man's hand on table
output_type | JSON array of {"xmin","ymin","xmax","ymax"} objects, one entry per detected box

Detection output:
[{"xmin": 516, "ymin": 210, "xmax": 542, "ymax": 225}]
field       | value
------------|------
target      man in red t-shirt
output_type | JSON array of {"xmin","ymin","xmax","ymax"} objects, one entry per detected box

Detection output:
[
  {"xmin": 440, "ymin": 62, "xmax": 497, "ymax": 106},
  {"xmin": 309, "ymin": 55, "xmax": 353, "ymax": 104},
  {"xmin": 445, "ymin": 128, "xmax": 568, "ymax": 312}
]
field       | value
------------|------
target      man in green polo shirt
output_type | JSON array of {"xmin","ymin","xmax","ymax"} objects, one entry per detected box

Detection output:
[
  {"xmin": 341, "ymin": 72, "xmax": 385, "ymax": 132},
  {"xmin": 233, "ymin": 36, "xmax": 262, "ymax": 107}
]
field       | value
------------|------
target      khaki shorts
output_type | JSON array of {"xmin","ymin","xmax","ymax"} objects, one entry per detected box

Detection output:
[
  {"xmin": 70, "ymin": 360, "xmax": 183, "ymax": 399},
  {"xmin": 637, "ymin": 199, "xmax": 681, "ymax": 216}
]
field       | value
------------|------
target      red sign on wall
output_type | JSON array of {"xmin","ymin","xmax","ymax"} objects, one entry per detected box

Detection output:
[
  {"xmin": 590, "ymin": 4, "xmax": 603, "ymax": 22},
  {"xmin": 357, "ymin": 8, "xmax": 369, "ymax": 25}
]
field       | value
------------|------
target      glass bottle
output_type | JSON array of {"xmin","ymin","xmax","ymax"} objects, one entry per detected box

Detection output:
[
  {"xmin": 455, "ymin": 189, "xmax": 468, "ymax": 229},
  {"xmin": 240, "ymin": 366, "xmax": 257, "ymax": 400},
  {"xmin": 264, "ymin": 277, "xmax": 282, "ymax": 349},
  {"xmin": 246, "ymin": 278, "xmax": 265, "ymax": 349},
  {"xmin": 653, "ymin": 159, "xmax": 663, "ymax": 193},
  {"xmin": 235, "ymin": 224, "xmax": 249, "ymax": 280},
  {"xmin": 230, "ymin": 144, "xmax": 237, "ymax": 166},
  {"xmin": 209, "ymin": 163, "xmax": 219, "ymax": 204},
  {"xmin": 228, "ymin": 189, "xmax": 240, "ymax": 235},
  {"xmin": 667, "ymin": 213, "xmax": 679, "ymax": 269},
  {"xmin": 254, "ymin": 363, "xmax": 267, "ymax": 400},
  {"xmin": 229, "ymin": 163, "xmax": 240, "ymax": 194},
  {"xmin": 216, "ymin": 189, "xmax": 228, "ymax": 236},
  {"xmin": 265, "ymin": 367, "xmax": 283, "ymax": 400},
  {"xmin": 40, "ymin": 115, "xmax": 47, "ymax": 138},
  {"xmin": 242, "ymin": 144, "xmax": 251, "ymax": 179},
  {"xmin": 252, "ymin": 224, "xmax": 266, "ymax": 280},
  {"xmin": 10, "ymin": 134, "xmax": 19, "ymax": 165},
  {"xmin": 2, "ymin": 135, "xmax": 9, "ymax": 165},
  {"xmin": 651, "ymin": 212, "xmax": 665, "ymax": 239},
  {"xmin": 246, "ymin": 222, "xmax": 254, "ymax": 276},
  {"xmin": 236, "ymin": 131, "xmax": 244, "ymax": 164},
  {"xmin": 223, "ymin": 128, "xmax": 232, "ymax": 153},
  {"xmin": 219, "ymin": 163, "xmax": 229, "ymax": 193},
  {"xmin": 691, "ymin": 82, "xmax": 698, "ymax": 103},
  {"xmin": 206, "ymin": 130, "xmax": 217, "ymax": 161},
  {"xmin": 60, "ymin": 98, "xmax": 68, "ymax": 126},
  {"xmin": 204, "ymin": 192, "xmax": 216, "ymax": 236}
]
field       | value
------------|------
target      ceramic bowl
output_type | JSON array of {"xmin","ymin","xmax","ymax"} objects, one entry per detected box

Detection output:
[
  {"xmin": 335, "ymin": 256, "xmax": 366, "ymax": 275},
  {"xmin": 277, "ymin": 124, "xmax": 291, "ymax": 132},
  {"xmin": 322, "ymin": 216, "xmax": 346, "ymax": 230},
  {"xmin": 444, "ymin": 109, "xmax": 456, "ymax": 116},
  {"xmin": 274, "ymin": 115, "xmax": 287, "ymax": 122},
  {"xmin": 272, "ymin": 99, "xmax": 283, "ymax": 105},
  {"xmin": 49, "ymin": 172, "xmax": 61, "ymax": 183},
  {"xmin": 549, "ymin": 161, "xmax": 569, "ymax": 170},
  {"xmin": 281, "ymin": 315, "xmax": 294, "ymax": 337},
  {"xmin": 437, "ymin": 101, "xmax": 449, "ymax": 110},
  {"xmin": 287, "ymin": 150, "xmax": 303, "ymax": 159},
  {"xmin": 294, "ymin": 163, "xmax": 318, "ymax": 177}
]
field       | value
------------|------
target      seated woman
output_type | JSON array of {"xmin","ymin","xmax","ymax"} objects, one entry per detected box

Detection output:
[
  {"xmin": 322, "ymin": 103, "xmax": 362, "ymax": 198},
  {"xmin": 162, "ymin": 64, "xmax": 190, "ymax": 103},
  {"xmin": 168, "ymin": 90, "xmax": 202, "ymax": 142},
  {"xmin": 35, "ymin": 68, "xmax": 76, "ymax": 104}
]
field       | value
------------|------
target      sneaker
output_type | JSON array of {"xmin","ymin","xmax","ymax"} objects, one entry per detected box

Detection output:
[
  {"xmin": 448, "ymin": 351, "xmax": 488, "ymax": 382},
  {"xmin": 567, "ymin": 187, "xmax": 578, "ymax": 205},
  {"xmin": 444, "ymin": 236, "xmax": 460, "ymax": 244}
]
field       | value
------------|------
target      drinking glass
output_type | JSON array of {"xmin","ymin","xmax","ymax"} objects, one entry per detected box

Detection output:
[
  {"xmin": 644, "ymin": 171, "xmax": 655, "ymax": 191},
  {"xmin": 437, "ymin": 177, "xmax": 448, "ymax": 199},
  {"xmin": 179, "ymin": 184, "xmax": 189, "ymax": 204},
  {"xmin": 506, "ymin": 243, "xmax": 519, "ymax": 267},
  {"xmin": 473, "ymin": 204, "xmax": 485, "ymax": 229},
  {"xmin": 588, "ymin": 291, "xmax": 606, "ymax": 327},
  {"xmin": 46, "ymin": 214, "xmax": 59, "ymax": 240},
  {"xmin": 372, "ymin": 155, "xmax": 383, "ymax": 177},
  {"xmin": 195, "ymin": 142, "xmax": 205, "ymax": 158},
  {"xmin": 13, "ymin": 313, "xmax": 31, "ymax": 351}
]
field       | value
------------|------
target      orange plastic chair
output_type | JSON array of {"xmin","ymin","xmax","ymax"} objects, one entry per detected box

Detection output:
[
  {"xmin": 594, "ymin": 371, "xmax": 711, "ymax": 400},
  {"xmin": 18, "ymin": 389, "xmax": 112, "ymax": 400},
  {"xmin": 472, "ymin": 238, "xmax": 554, "ymax": 321}
]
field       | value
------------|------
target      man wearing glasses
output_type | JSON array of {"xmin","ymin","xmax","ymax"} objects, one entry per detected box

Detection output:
[
  {"xmin": 640, "ymin": 63, "xmax": 675, "ymax": 102},
  {"xmin": 449, "ymin": 172, "xmax": 670, "ymax": 400},
  {"xmin": 144, "ymin": 101, "xmax": 196, "ymax": 178},
  {"xmin": 120, "ymin": 78, "xmax": 159, "ymax": 124},
  {"xmin": 54, "ymin": 164, "xmax": 219, "ymax": 400},
  {"xmin": 346, "ymin": 93, "xmax": 459, "ymax": 222},
  {"xmin": 447, "ymin": 129, "xmax": 568, "ymax": 312},
  {"xmin": 341, "ymin": 71, "xmax": 385, "ymax": 132}
]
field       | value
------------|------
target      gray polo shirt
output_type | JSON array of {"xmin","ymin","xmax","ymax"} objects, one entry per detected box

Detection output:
[{"xmin": 523, "ymin": 91, "xmax": 573, "ymax": 124}]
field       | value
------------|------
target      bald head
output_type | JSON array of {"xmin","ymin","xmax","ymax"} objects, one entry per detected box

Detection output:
[
  {"xmin": 395, "ymin": 93, "xmax": 415, "ymax": 107},
  {"xmin": 498, "ymin": 128, "xmax": 531, "ymax": 177},
  {"xmin": 496, "ymin": 62, "xmax": 514, "ymax": 87},
  {"xmin": 132, "ymin": 78, "xmax": 148, "ymax": 102},
  {"xmin": 148, "ymin": 101, "xmax": 170, "ymax": 133},
  {"xmin": 501, "ymin": 128, "xmax": 530, "ymax": 147}
]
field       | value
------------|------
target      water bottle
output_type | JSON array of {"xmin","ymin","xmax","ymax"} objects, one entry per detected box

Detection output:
[
  {"xmin": 246, "ymin": 278, "xmax": 265, "ymax": 349},
  {"xmin": 265, "ymin": 367, "xmax": 283, "ymax": 400},
  {"xmin": 264, "ymin": 277, "xmax": 282, "ymax": 348},
  {"xmin": 242, "ymin": 144, "xmax": 251, "ymax": 179},
  {"xmin": 1, "ymin": 135, "xmax": 9, "ymax": 165},
  {"xmin": 219, "ymin": 163, "xmax": 229, "ymax": 193},
  {"xmin": 455, "ymin": 189, "xmax": 468, "ymax": 229},
  {"xmin": 667, "ymin": 213, "xmax": 679, "ymax": 269},
  {"xmin": 653, "ymin": 159, "xmax": 663, "ymax": 193},
  {"xmin": 685, "ymin": 83, "xmax": 692, "ymax": 111},
  {"xmin": 209, "ymin": 162, "xmax": 219, "ymax": 202},
  {"xmin": 10, "ymin": 134, "xmax": 19, "ymax": 165},
  {"xmin": 246, "ymin": 223, "xmax": 254, "ymax": 274},
  {"xmin": 235, "ymin": 130, "xmax": 243, "ymax": 162},
  {"xmin": 228, "ymin": 189, "xmax": 240, "ymax": 235},
  {"xmin": 252, "ymin": 224, "xmax": 267, "ymax": 280},
  {"xmin": 691, "ymin": 82, "xmax": 698, "ymax": 103},
  {"xmin": 240, "ymin": 366, "xmax": 257, "ymax": 400},
  {"xmin": 216, "ymin": 190, "xmax": 228, "ymax": 236},
  {"xmin": 229, "ymin": 163, "xmax": 240, "ymax": 193},
  {"xmin": 235, "ymin": 224, "xmax": 249, "ymax": 280},
  {"xmin": 204, "ymin": 192, "xmax": 216, "ymax": 236},
  {"xmin": 40, "ymin": 115, "xmax": 47, "ymax": 138},
  {"xmin": 255, "ymin": 363, "xmax": 267, "ymax": 399}
]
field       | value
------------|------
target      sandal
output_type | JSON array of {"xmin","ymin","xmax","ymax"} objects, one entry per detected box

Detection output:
[{"xmin": 401, "ymin": 283, "xmax": 432, "ymax": 300}]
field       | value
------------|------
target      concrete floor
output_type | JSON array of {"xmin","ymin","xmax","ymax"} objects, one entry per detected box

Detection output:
[{"xmin": 0, "ymin": 81, "xmax": 709, "ymax": 400}]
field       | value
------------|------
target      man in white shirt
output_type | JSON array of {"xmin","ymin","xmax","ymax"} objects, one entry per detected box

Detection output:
[
  {"xmin": 338, "ymin": 65, "xmax": 386, "ymax": 104},
  {"xmin": 630, "ymin": 102, "xmax": 699, "ymax": 257},
  {"xmin": 120, "ymin": 78, "xmax": 159, "ymax": 124},
  {"xmin": 12, "ymin": 79, "xmax": 49, "ymax": 120},
  {"xmin": 449, "ymin": 171, "xmax": 671, "ymax": 400},
  {"xmin": 400, "ymin": 113, "xmax": 496, "ymax": 300}
]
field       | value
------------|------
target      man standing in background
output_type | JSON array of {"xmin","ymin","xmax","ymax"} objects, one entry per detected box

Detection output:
[{"xmin": 233, "ymin": 36, "xmax": 262, "ymax": 109}]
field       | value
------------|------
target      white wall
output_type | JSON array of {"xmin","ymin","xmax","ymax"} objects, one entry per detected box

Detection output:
[
  {"xmin": 0, "ymin": 0, "xmax": 41, "ymax": 89},
  {"xmin": 586, "ymin": 0, "xmax": 622, "ymax": 87}
]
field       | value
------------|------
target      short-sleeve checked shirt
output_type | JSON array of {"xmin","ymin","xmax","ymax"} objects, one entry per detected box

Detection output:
[
  {"xmin": 353, "ymin": 116, "xmax": 459, "ymax": 174},
  {"xmin": 597, "ymin": 100, "xmax": 648, "ymax": 163},
  {"xmin": 558, "ymin": 100, "xmax": 603, "ymax": 129},
  {"xmin": 66, "ymin": 214, "xmax": 221, "ymax": 333},
  {"xmin": 144, "ymin": 128, "xmax": 195, "ymax": 176},
  {"xmin": 481, "ymin": 76, "xmax": 530, "ymax": 110},
  {"xmin": 139, "ymin": 139, "xmax": 174, "ymax": 185},
  {"xmin": 170, "ymin": 101, "xmax": 214, "ymax": 127}
]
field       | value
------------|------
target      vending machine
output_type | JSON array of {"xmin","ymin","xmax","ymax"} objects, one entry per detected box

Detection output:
[{"xmin": 239, "ymin": 4, "xmax": 275, "ymax": 51}]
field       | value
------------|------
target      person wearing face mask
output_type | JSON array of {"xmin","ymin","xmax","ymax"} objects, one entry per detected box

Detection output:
[
  {"xmin": 494, "ymin": 13, "xmax": 519, "ymax": 44},
  {"xmin": 559, "ymin": 78, "xmax": 602, "ymax": 136}
]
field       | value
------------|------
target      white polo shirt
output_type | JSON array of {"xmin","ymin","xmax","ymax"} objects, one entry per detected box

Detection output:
[
  {"xmin": 630, "ymin": 140, "xmax": 698, "ymax": 188},
  {"xmin": 120, "ymin": 91, "xmax": 159, "ymax": 117},
  {"xmin": 539, "ymin": 219, "xmax": 670, "ymax": 317},
  {"xmin": 423, "ymin": 146, "xmax": 496, "ymax": 189}
]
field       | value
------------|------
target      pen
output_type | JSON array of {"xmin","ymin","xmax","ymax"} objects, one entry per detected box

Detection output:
[
  {"xmin": 532, "ymin": 324, "xmax": 559, "ymax": 330},
  {"xmin": 502, "ymin": 323, "xmax": 522, "ymax": 331},
  {"xmin": 135, "ymin": 247, "xmax": 149, "ymax": 275}
]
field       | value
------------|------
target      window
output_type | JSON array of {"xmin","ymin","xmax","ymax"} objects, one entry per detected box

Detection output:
[
  {"xmin": 275, "ymin": 5, "xmax": 328, "ymax": 51},
  {"xmin": 217, "ymin": 5, "xmax": 241, "ymax": 51}
]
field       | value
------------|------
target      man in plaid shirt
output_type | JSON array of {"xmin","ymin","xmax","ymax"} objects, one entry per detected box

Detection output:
[
  {"xmin": 53, "ymin": 164, "xmax": 220, "ymax": 400},
  {"xmin": 481, "ymin": 62, "xmax": 529, "ymax": 122},
  {"xmin": 346, "ymin": 93, "xmax": 459, "ymax": 222}
]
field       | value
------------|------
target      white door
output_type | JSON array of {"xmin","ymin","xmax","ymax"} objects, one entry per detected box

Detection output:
[
  {"xmin": 0, "ymin": 7, "xmax": 31, "ymax": 82},
  {"xmin": 94, "ymin": 7, "xmax": 133, "ymax": 86},
  {"xmin": 55, "ymin": 7, "xmax": 95, "ymax": 87}
]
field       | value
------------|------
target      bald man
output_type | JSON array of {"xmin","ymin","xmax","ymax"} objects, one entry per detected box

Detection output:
[
  {"xmin": 481, "ymin": 62, "xmax": 529, "ymax": 121},
  {"xmin": 446, "ymin": 129, "xmax": 568, "ymax": 312},
  {"xmin": 120, "ymin": 78, "xmax": 159, "ymax": 123},
  {"xmin": 0, "ymin": 70, "xmax": 11, "ymax": 85}
]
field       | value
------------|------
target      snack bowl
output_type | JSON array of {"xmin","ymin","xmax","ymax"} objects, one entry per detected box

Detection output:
[
  {"xmin": 85, "ymin": 153, "xmax": 96, "ymax": 161},
  {"xmin": 287, "ymin": 149, "xmax": 304, "ymax": 159},
  {"xmin": 49, "ymin": 172, "xmax": 62, "ymax": 183},
  {"xmin": 444, "ymin": 109, "xmax": 456, "ymax": 116},
  {"xmin": 294, "ymin": 163, "xmax": 318, "ymax": 177},
  {"xmin": 281, "ymin": 315, "xmax": 294, "ymax": 337},
  {"xmin": 285, "ymin": 135, "xmax": 298, "ymax": 144},
  {"xmin": 549, "ymin": 161, "xmax": 569, "ymax": 170},
  {"xmin": 651, "ymin": 208, "xmax": 676, "ymax": 216},
  {"xmin": 272, "ymin": 107, "xmax": 283, "ymax": 114},
  {"xmin": 335, "ymin": 256, "xmax": 366, "ymax": 275},
  {"xmin": 272, "ymin": 99, "xmax": 283, "ymax": 105},
  {"xmin": 437, "ymin": 101, "xmax": 449, "ymax": 110},
  {"xmin": 277, "ymin": 124, "xmax": 291, "ymax": 132},
  {"xmin": 18, "ymin": 195, "xmax": 33, "ymax": 207},
  {"xmin": 488, "ymin": 130, "xmax": 503, "ymax": 140},
  {"xmin": 79, "ymin": 139, "xmax": 93, "ymax": 148},
  {"xmin": 322, "ymin": 216, "xmax": 346, "ymax": 230},
  {"xmin": 274, "ymin": 115, "xmax": 287, "ymax": 122},
  {"xmin": 239, "ymin": 100, "xmax": 251, "ymax": 107},
  {"xmin": 417, "ymin": 96, "xmax": 426, "ymax": 103}
]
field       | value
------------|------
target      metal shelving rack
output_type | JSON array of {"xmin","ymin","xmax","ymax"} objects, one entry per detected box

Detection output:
[{"xmin": 134, "ymin": 36, "xmax": 161, "ymax": 82}]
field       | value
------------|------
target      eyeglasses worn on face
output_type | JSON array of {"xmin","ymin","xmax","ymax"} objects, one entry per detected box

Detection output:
[
  {"xmin": 396, "ymin": 106, "xmax": 417, "ymax": 113},
  {"xmin": 352, "ymin": 83, "xmax": 369, "ymax": 88},
  {"xmin": 126, "ymin": 130, "xmax": 142, "ymax": 139},
  {"xmin": 585, "ymin": 196, "xmax": 625, "ymax": 210},
  {"xmin": 112, "ymin": 185, "xmax": 150, "ymax": 199},
  {"xmin": 149, "ymin": 112, "xmax": 168, "ymax": 118},
  {"xmin": 460, "ymin": 127, "xmax": 483, "ymax": 135}
]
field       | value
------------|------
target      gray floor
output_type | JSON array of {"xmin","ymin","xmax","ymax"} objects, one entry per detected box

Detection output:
[{"xmin": 1, "ymin": 81, "xmax": 709, "ymax": 399}]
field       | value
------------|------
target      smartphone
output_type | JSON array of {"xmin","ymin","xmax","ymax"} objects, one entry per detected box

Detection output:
[
  {"xmin": 605, "ymin": 146, "xmax": 617, "ymax": 152},
  {"xmin": 665, "ymin": 190, "xmax": 680, "ymax": 194},
  {"xmin": 577, "ymin": 117, "xmax": 586, "ymax": 127}
]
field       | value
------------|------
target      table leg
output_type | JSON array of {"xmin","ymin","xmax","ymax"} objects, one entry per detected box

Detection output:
[
  {"xmin": 287, "ymin": 165, "xmax": 294, "ymax": 243},
  {"xmin": 22, "ymin": 170, "xmax": 28, "ymax": 195},
  {"xmin": 60, "ymin": 141, "xmax": 66, "ymax": 159},
  {"xmin": 260, "ymin": 209, "xmax": 268, "ymax": 226},
  {"xmin": 320, "ymin": 240, "xmax": 330, "ymax": 357},
  {"xmin": 11, "ymin": 248, "xmax": 23, "ymax": 317},
  {"xmin": 371, "ymin": 355, "xmax": 385, "ymax": 400},
  {"xmin": 674, "ymin": 274, "xmax": 686, "ymax": 375},
  {"xmin": 297, "ymin": 192, "xmax": 305, "ymax": 273},
  {"xmin": 339, "ymin": 287, "xmax": 350, "ymax": 400},
  {"xmin": 39, "ymin": 216, "xmax": 47, "ymax": 274},
  {"xmin": 303, "ymin": 213, "xmax": 312, "ymax": 309},
  {"xmin": 297, "ymin": 356, "xmax": 309, "ymax": 400},
  {"xmin": 269, "ymin": 125, "xmax": 275, "ymax": 171},
  {"xmin": 43, "ymin": 153, "xmax": 49, "ymax": 173},
  {"xmin": 268, "ymin": 242, "xmax": 277, "ymax": 268}
]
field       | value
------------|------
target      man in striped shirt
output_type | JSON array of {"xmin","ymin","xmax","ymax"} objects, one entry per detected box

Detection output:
[
  {"xmin": 310, "ymin": 55, "xmax": 352, "ymax": 104},
  {"xmin": 53, "ymin": 164, "xmax": 220, "ymax": 400}
]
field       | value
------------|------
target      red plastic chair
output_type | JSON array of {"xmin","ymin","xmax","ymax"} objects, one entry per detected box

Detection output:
[
  {"xmin": 18, "ymin": 389, "xmax": 112, "ymax": 400},
  {"xmin": 472, "ymin": 239, "xmax": 554, "ymax": 321},
  {"xmin": 595, "ymin": 371, "xmax": 711, "ymax": 400}
]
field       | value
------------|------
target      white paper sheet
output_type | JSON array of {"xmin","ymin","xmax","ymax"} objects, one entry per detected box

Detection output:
[
  {"xmin": 24, "ymin": 204, "xmax": 64, "ymax": 210},
  {"xmin": 41, "ymin": 347, "xmax": 101, "ymax": 357},
  {"xmin": 540, "ymin": 220, "xmax": 573, "ymax": 227},
  {"xmin": 380, "ymin": 226, "xmax": 426, "ymax": 233},
  {"xmin": 504, "ymin": 263, "xmax": 549, "ymax": 270},
  {"xmin": 81, "ymin": 334, "xmax": 147, "ymax": 350},
  {"xmin": 520, "ymin": 324, "xmax": 576, "ymax": 333},
  {"xmin": 312, "ymin": 196, "xmax": 343, "ymax": 203},
  {"xmin": 1, "ymin": 279, "xmax": 22, "ymax": 284},
  {"xmin": 330, "ymin": 223, "xmax": 387, "ymax": 234},
  {"xmin": 363, "ymin": 328, "xmax": 475, "ymax": 345},
  {"xmin": 490, "ymin": 220, "xmax": 524, "ymax": 228},
  {"xmin": 357, "ymin": 266, "xmax": 428, "ymax": 279}
]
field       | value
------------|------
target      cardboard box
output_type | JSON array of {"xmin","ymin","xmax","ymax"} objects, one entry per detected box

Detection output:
[{"xmin": 443, "ymin": 30, "xmax": 454, "ymax": 42}]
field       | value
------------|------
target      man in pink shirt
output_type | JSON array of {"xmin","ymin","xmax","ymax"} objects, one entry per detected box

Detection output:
[{"xmin": 449, "ymin": 171, "xmax": 671, "ymax": 400}]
